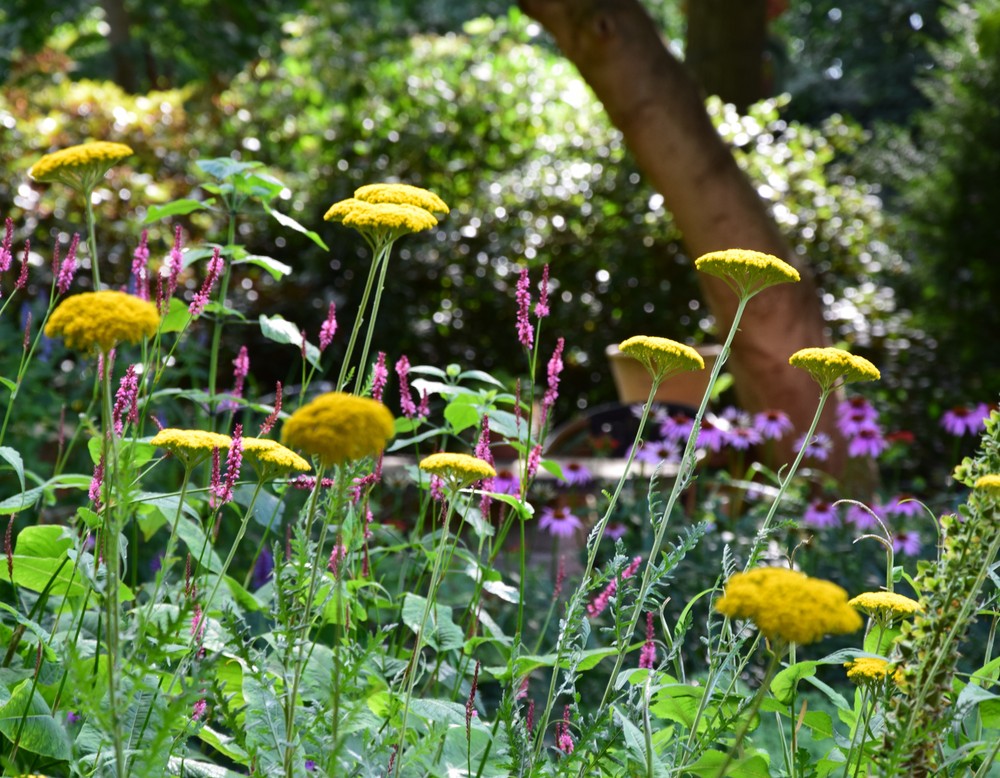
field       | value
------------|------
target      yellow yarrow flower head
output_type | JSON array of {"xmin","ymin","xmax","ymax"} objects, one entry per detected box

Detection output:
[
  {"xmin": 45, "ymin": 290, "xmax": 159, "ymax": 353},
  {"xmin": 281, "ymin": 392, "xmax": 395, "ymax": 468},
  {"xmin": 354, "ymin": 183, "xmax": 449, "ymax": 215},
  {"xmin": 715, "ymin": 566, "xmax": 862, "ymax": 646},
  {"xmin": 323, "ymin": 197, "xmax": 439, "ymax": 245},
  {"xmin": 618, "ymin": 336, "xmax": 705, "ymax": 384},
  {"xmin": 789, "ymin": 347, "xmax": 880, "ymax": 392},
  {"xmin": 974, "ymin": 474, "xmax": 1000, "ymax": 495},
  {"xmin": 848, "ymin": 591, "xmax": 922, "ymax": 625},
  {"xmin": 694, "ymin": 248, "xmax": 800, "ymax": 299},
  {"xmin": 419, "ymin": 452, "xmax": 497, "ymax": 490},
  {"xmin": 241, "ymin": 437, "xmax": 311, "ymax": 479},
  {"xmin": 150, "ymin": 428, "xmax": 233, "ymax": 468},
  {"xmin": 845, "ymin": 657, "xmax": 904, "ymax": 686},
  {"xmin": 29, "ymin": 141, "xmax": 133, "ymax": 193}
]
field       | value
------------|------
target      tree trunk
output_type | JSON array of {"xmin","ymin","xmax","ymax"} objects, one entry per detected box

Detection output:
[
  {"xmin": 518, "ymin": 0, "xmax": 847, "ymax": 471},
  {"xmin": 101, "ymin": 0, "xmax": 138, "ymax": 93},
  {"xmin": 686, "ymin": 0, "xmax": 768, "ymax": 111}
]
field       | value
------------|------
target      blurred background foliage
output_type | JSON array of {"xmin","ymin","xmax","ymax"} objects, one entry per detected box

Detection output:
[{"xmin": 1, "ymin": 0, "xmax": 998, "ymax": 479}]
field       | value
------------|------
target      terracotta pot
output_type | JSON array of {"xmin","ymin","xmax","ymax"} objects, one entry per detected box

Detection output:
[{"xmin": 605, "ymin": 343, "xmax": 722, "ymax": 408}]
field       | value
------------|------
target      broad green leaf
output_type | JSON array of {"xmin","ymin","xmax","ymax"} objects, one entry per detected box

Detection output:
[
  {"xmin": 232, "ymin": 254, "xmax": 293, "ymax": 281},
  {"xmin": 771, "ymin": 660, "xmax": 818, "ymax": 705},
  {"xmin": 480, "ymin": 491, "xmax": 533, "ymax": 521},
  {"xmin": 258, "ymin": 315, "xmax": 321, "ymax": 368},
  {"xmin": 0, "ymin": 602, "xmax": 56, "ymax": 660},
  {"xmin": 682, "ymin": 749, "xmax": 770, "ymax": 777},
  {"xmin": 0, "ymin": 474, "xmax": 90, "ymax": 515},
  {"xmin": 16, "ymin": 525, "xmax": 74, "ymax": 558},
  {"xmin": 401, "ymin": 593, "xmax": 464, "ymax": 652},
  {"xmin": 160, "ymin": 296, "xmax": 192, "ymax": 334},
  {"xmin": 458, "ymin": 369, "xmax": 505, "ymax": 387},
  {"xmin": 863, "ymin": 625, "xmax": 901, "ymax": 655},
  {"xmin": 487, "ymin": 646, "xmax": 621, "ymax": 681},
  {"xmin": 0, "ymin": 445, "xmax": 25, "ymax": 493},
  {"xmin": 444, "ymin": 399, "xmax": 481, "ymax": 435},
  {"xmin": 196, "ymin": 158, "xmax": 261, "ymax": 181},
  {"xmin": 407, "ymin": 697, "xmax": 468, "ymax": 727},
  {"xmin": 649, "ymin": 684, "xmax": 705, "ymax": 728},
  {"xmin": 262, "ymin": 202, "xmax": 329, "ymax": 250},
  {"xmin": 0, "ymin": 679, "xmax": 72, "ymax": 760},
  {"xmin": 615, "ymin": 705, "xmax": 669, "ymax": 777},
  {"xmin": 142, "ymin": 198, "xmax": 215, "ymax": 223}
]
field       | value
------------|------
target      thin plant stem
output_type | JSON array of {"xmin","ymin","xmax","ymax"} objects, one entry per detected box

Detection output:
[
  {"xmin": 353, "ymin": 239, "xmax": 395, "ymax": 395},
  {"xmin": 336, "ymin": 240, "xmax": 388, "ymax": 393},
  {"xmin": 85, "ymin": 190, "xmax": 100, "ymax": 289},
  {"xmin": 206, "ymin": 214, "xmax": 238, "ymax": 423}
]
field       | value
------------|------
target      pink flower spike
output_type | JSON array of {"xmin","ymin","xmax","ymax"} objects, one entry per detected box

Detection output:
[
  {"xmin": 557, "ymin": 706, "xmax": 574, "ymax": 754},
  {"xmin": 475, "ymin": 416, "xmax": 495, "ymax": 516},
  {"xmin": 131, "ymin": 229, "xmax": 151, "ymax": 300},
  {"xmin": 0, "ymin": 217, "xmax": 13, "ymax": 273},
  {"xmin": 542, "ymin": 337, "xmax": 565, "ymax": 416},
  {"xmin": 327, "ymin": 543, "xmax": 347, "ymax": 576},
  {"xmin": 319, "ymin": 301, "xmax": 337, "ymax": 352},
  {"xmin": 167, "ymin": 224, "xmax": 184, "ymax": 300},
  {"xmin": 112, "ymin": 364, "xmax": 140, "ymax": 437},
  {"xmin": 89, "ymin": 455, "xmax": 105, "ymax": 510},
  {"xmin": 639, "ymin": 611, "xmax": 656, "ymax": 669},
  {"xmin": 372, "ymin": 351, "xmax": 388, "ymax": 401},
  {"xmin": 189, "ymin": 246, "xmax": 224, "ymax": 317},
  {"xmin": 15, "ymin": 240, "xmax": 29, "ymax": 290},
  {"xmin": 515, "ymin": 266, "xmax": 533, "ymax": 349},
  {"xmin": 232, "ymin": 346, "xmax": 249, "ymax": 399},
  {"xmin": 534, "ymin": 263, "xmax": 550, "ymax": 319},
  {"xmin": 191, "ymin": 698, "xmax": 207, "ymax": 722},
  {"xmin": 396, "ymin": 355, "xmax": 417, "ymax": 418},
  {"xmin": 22, "ymin": 311, "xmax": 32, "ymax": 353},
  {"xmin": 259, "ymin": 381, "xmax": 282, "ymax": 435},
  {"xmin": 213, "ymin": 423, "xmax": 242, "ymax": 506}
]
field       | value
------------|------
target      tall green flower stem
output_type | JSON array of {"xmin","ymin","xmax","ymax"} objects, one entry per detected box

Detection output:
[
  {"xmin": 353, "ymin": 239, "xmax": 395, "ymax": 395},
  {"xmin": 85, "ymin": 194, "xmax": 101, "ymax": 289},
  {"xmin": 705, "ymin": 646, "xmax": 784, "ymax": 778},
  {"xmin": 98, "ymin": 353, "xmax": 126, "ymax": 777},
  {"xmin": 335, "ymin": 238, "xmax": 391, "ymax": 394},
  {"xmin": 531, "ymin": 376, "xmax": 663, "ymax": 763},
  {"xmin": 598, "ymin": 297, "xmax": 750, "ymax": 711},
  {"xmin": 206, "ymin": 214, "xmax": 238, "ymax": 421},
  {"xmin": 394, "ymin": 488, "xmax": 465, "ymax": 776}
]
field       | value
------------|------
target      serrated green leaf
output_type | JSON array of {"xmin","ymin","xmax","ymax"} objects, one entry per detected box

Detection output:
[
  {"xmin": 142, "ymin": 198, "xmax": 215, "ymax": 223},
  {"xmin": 243, "ymin": 675, "xmax": 299, "ymax": 774}
]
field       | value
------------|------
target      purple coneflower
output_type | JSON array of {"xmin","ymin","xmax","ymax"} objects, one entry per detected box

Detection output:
[
  {"xmin": 561, "ymin": 461, "xmax": 592, "ymax": 486},
  {"xmin": 794, "ymin": 431, "xmax": 833, "ymax": 462},
  {"xmin": 604, "ymin": 522, "xmax": 628, "ymax": 541},
  {"xmin": 846, "ymin": 503, "xmax": 882, "ymax": 531},
  {"xmin": 754, "ymin": 409, "xmax": 793, "ymax": 441},
  {"xmin": 893, "ymin": 530, "xmax": 922, "ymax": 557},
  {"xmin": 940, "ymin": 403, "xmax": 990, "ymax": 437},
  {"xmin": 697, "ymin": 417, "xmax": 728, "ymax": 452},
  {"xmin": 848, "ymin": 424, "xmax": 888, "ymax": 459},
  {"xmin": 803, "ymin": 499, "xmax": 839, "ymax": 529},
  {"xmin": 727, "ymin": 424, "xmax": 763, "ymax": 451},
  {"xmin": 492, "ymin": 468, "xmax": 521, "ymax": 496},
  {"xmin": 659, "ymin": 412, "xmax": 694, "ymax": 442},
  {"xmin": 884, "ymin": 494, "xmax": 924, "ymax": 518},
  {"xmin": 539, "ymin": 506, "xmax": 583, "ymax": 539},
  {"xmin": 635, "ymin": 438, "xmax": 681, "ymax": 466}
]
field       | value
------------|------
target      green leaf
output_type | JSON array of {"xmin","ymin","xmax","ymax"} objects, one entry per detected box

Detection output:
[
  {"xmin": 0, "ymin": 376, "xmax": 16, "ymax": 393},
  {"xmin": 160, "ymin": 296, "xmax": 193, "ymax": 334},
  {"xmin": 481, "ymin": 491, "xmax": 534, "ymax": 521},
  {"xmin": 15, "ymin": 525, "xmax": 74, "ymax": 558},
  {"xmin": 649, "ymin": 684, "xmax": 705, "ymax": 728},
  {"xmin": 401, "ymin": 594, "xmax": 464, "ymax": 652},
  {"xmin": 487, "ymin": 646, "xmax": 621, "ymax": 681},
  {"xmin": 232, "ymin": 254, "xmax": 293, "ymax": 281},
  {"xmin": 0, "ymin": 474, "xmax": 91, "ymax": 515},
  {"xmin": 196, "ymin": 158, "xmax": 261, "ymax": 181},
  {"xmin": 444, "ymin": 398, "xmax": 481, "ymax": 435},
  {"xmin": 142, "ymin": 198, "xmax": 215, "ymax": 223},
  {"xmin": 771, "ymin": 660, "xmax": 818, "ymax": 705},
  {"xmin": 262, "ymin": 201, "xmax": 329, "ymax": 250},
  {"xmin": 0, "ymin": 446, "xmax": 25, "ymax": 494},
  {"xmin": 176, "ymin": 516, "xmax": 224, "ymax": 574},
  {"xmin": 0, "ymin": 602, "xmax": 56, "ymax": 661},
  {"xmin": 407, "ymin": 697, "xmax": 468, "ymax": 727},
  {"xmin": 0, "ymin": 679, "xmax": 72, "ymax": 760},
  {"xmin": 863, "ymin": 625, "xmax": 901, "ymax": 655},
  {"xmin": 682, "ymin": 749, "xmax": 770, "ymax": 777},
  {"xmin": 242, "ymin": 675, "xmax": 300, "ymax": 774},
  {"xmin": 258, "ymin": 314, "xmax": 321, "ymax": 368}
]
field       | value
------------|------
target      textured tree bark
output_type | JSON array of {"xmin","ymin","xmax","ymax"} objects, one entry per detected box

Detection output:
[
  {"xmin": 519, "ymin": 0, "xmax": 846, "ymax": 470},
  {"xmin": 686, "ymin": 0, "xmax": 768, "ymax": 111}
]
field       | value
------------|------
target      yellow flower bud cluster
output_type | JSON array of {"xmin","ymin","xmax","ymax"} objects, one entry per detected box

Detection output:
[
  {"xmin": 45, "ymin": 291, "xmax": 159, "ymax": 353},
  {"xmin": 715, "ymin": 566, "xmax": 862, "ymax": 645}
]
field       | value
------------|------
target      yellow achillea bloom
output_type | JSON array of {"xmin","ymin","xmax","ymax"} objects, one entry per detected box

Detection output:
[
  {"xmin": 618, "ymin": 336, "xmax": 705, "ymax": 383},
  {"xmin": 242, "ymin": 437, "xmax": 311, "ymax": 476},
  {"xmin": 715, "ymin": 566, "xmax": 862, "ymax": 645},
  {"xmin": 974, "ymin": 474, "xmax": 1000, "ymax": 494},
  {"xmin": 419, "ymin": 452, "xmax": 497, "ymax": 488},
  {"xmin": 45, "ymin": 290, "xmax": 159, "ymax": 353},
  {"xmin": 282, "ymin": 392, "xmax": 395, "ymax": 467},
  {"xmin": 323, "ymin": 197, "xmax": 438, "ymax": 237},
  {"xmin": 848, "ymin": 591, "xmax": 922, "ymax": 622},
  {"xmin": 354, "ymin": 183, "xmax": 449, "ymax": 215},
  {"xmin": 694, "ymin": 248, "xmax": 800, "ymax": 298},
  {"xmin": 789, "ymin": 347, "xmax": 880, "ymax": 391},
  {"xmin": 150, "ymin": 428, "xmax": 232, "ymax": 467},
  {"xmin": 845, "ymin": 657, "xmax": 904, "ymax": 686},
  {"xmin": 29, "ymin": 141, "xmax": 133, "ymax": 192}
]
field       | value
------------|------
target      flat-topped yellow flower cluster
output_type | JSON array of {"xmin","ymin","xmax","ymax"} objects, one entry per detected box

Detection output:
[
  {"xmin": 29, "ymin": 141, "xmax": 133, "ymax": 192},
  {"xmin": 282, "ymin": 392, "xmax": 395, "ymax": 467},
  {"xmin": 45, "ymin": 290, "xmax": 159, "ymax": 353},
  {"xmin": 324, "ymin": 183, "xmax": 448, "ymax": 241}
]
